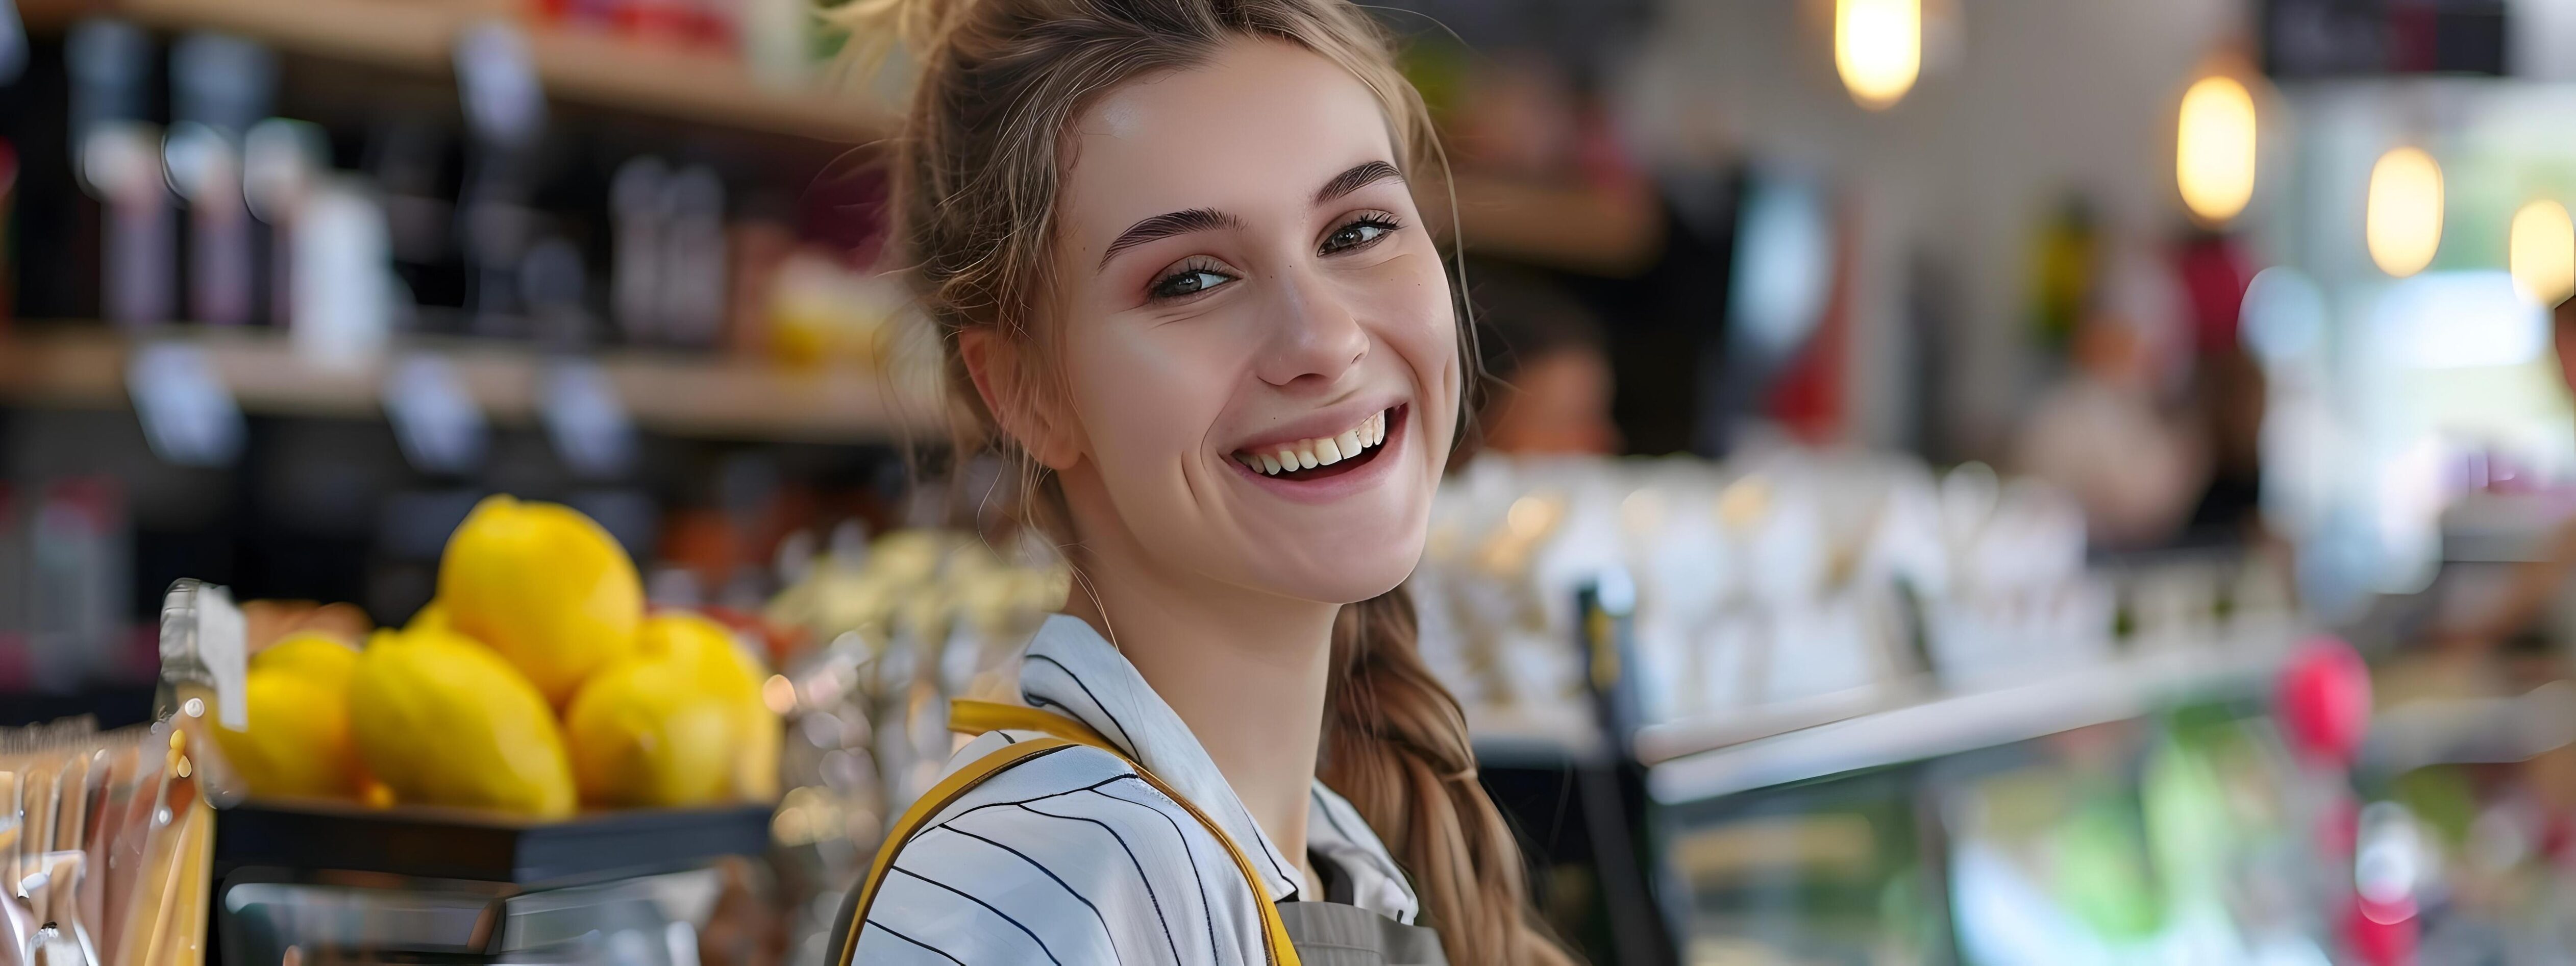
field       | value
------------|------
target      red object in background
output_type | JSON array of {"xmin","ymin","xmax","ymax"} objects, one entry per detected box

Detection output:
[
  {"xmin": 1767, "ymin": 202, "xmax": 1855, "ymax": 444},
  {"xmin": 2347, "ymin": 898, "xmax": 2419, "ymax": 966},
  {"xmin": 2174, "ymin": 233, "xmax": 2256, "ymax": 357},
  {"xmin": 659, "ymin": 507, "xmax": 744, "ymax": 597},
  {"xmin": 2277, "ymin": 636, "xmax": 2373, "ymax": 768},
  {"xmin": 803, "ymin": 164, "xmax": 891, "ymax": 266}
]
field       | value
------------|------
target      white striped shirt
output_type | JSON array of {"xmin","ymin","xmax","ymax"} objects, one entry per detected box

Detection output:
[{"xmin": 851, "ymin": 614, "xmax": 1421, "ymax": 964}]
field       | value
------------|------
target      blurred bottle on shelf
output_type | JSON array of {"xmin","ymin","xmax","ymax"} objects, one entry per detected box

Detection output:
[
  {"xmin": 618, "ymin": 159, "xmax": 741, "ymax": 353},
  {"xmin": 612, "ymin": 157, "xmax": 731, "ymax": 349},
  {"xmin": 163, "ymin": 121, "xmax": 254, "ymax": 326},
  {"xmin": 293, "ymin": 179, "xmax": 397, "ymax": 369},
  {"xmin": 724, "ymin": 212, "xmax": 799, "ymax": 356},
  {"xmin": 666, "ymin": 165, "xmax": 729, "ymax": 346},
  {"xmin": 168, "ymin": 32, "xmax": 275, "ymax": 327},
  {"xmin": 81, "ymin": 121, "xmax": 171, "ymax": 328},
  {"xmin": 613, "ymin": 155, "xmax": 672, "ymax": 345},
  {"xmin": 70, "ymin": 20, "xmax": 172, "ymax": 328}
]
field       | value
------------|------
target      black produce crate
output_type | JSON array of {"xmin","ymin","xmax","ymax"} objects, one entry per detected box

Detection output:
[{"xmin": 213, "ymin": 799, "xmax": 774, "ymax": 885}]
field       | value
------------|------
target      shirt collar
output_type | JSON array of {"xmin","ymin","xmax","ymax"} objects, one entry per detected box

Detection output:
[
  {"xmin": 1306, "ymin": 783, "xmax": 1422, "ymax": 924},
  {"xmin": 1017, "ymin": 614, "xmax": 1419, "ymax": 921}
]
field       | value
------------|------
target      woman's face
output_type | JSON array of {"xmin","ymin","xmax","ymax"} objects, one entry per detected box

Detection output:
[{"xmin": 1037, "ymin": 38, "xmax": 1456, "ymax": 605}]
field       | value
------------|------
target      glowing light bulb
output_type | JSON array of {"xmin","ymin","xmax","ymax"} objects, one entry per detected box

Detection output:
[
  {"xmin": 2510, "ymin": 199, "xmax": 2575, "ymax": 307},
  {"xmin": 1836, "ymin": 0, "xmax": 1921, "ymax": 110},
  {"xmin": 2366, "ymin": 147, "xmax": 2443, "ymax": 278},
  {"xmin": 2176, "ymin": 75, "xmax": 2257, "ymax": 225}
]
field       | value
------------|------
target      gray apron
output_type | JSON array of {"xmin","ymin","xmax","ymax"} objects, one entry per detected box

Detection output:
[{"xmin": 1278, "ymin": 851, "xmax": 1450, "ymax": 966}]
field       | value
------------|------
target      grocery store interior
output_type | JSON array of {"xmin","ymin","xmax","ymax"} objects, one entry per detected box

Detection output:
[{"xmin": 4, "ymin": 0, "xmax": 2574, "ymax": 962}]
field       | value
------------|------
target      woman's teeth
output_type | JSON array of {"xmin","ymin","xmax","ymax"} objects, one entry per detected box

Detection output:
[{"xmin": 1235, "ymin": 410, "xmax": 1390, "ymax": 476}]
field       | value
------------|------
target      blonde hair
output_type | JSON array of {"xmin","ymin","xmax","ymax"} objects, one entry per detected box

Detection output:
[{"xmin": 834, "ymin": 0, "xmax": 1571, "ymax": 961}]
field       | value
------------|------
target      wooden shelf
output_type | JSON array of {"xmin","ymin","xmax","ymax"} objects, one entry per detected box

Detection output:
[
  {"xmin": 39, "ymin": 0, "xmax": 887, "ymax": 142},
  {"xmin": 0, "ymin": 325, "xmax": 948, "ymax": 445}
]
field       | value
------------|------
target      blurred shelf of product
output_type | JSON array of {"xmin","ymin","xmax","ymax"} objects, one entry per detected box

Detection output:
[
  {"xmin": 1424, "ymin": 450, "xmax": 2305, "ymax": 771},
  {"xmin": 20, "ymin": 0, "xmax": 884, "ymax": 141},
  {"xmin": 0, "ymin": 324, "xmax": 947, "ymax": 444},
  {"xmin": 1418, "ymin": 449, "xmax": 2326, "ymax": 964}
]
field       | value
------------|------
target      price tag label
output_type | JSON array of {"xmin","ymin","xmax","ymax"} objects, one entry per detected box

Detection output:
[
  {"xmin": 180, "ymin": 580, "xmax": 249, "ymax": 730},
  {"xmin": 542, "ymin": 360, "xmax": 636, "ymax": 479},
  {"xmin": 127, "ymin": 341, "xmax": 245, "ymax": 467},
  {"xmin": 383, "ymin": 354, "xmax": 487, "ymax": 475}
]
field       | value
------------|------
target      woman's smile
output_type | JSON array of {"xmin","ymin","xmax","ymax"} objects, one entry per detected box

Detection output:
[{"xmin": 1226, "ymin": 402, "xmax": 1409, "ymax": 501}]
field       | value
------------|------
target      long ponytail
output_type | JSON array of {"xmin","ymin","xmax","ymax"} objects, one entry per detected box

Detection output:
[{"xmin": 1323, "ymin": 588, "xmax": 1573, "ymax": 965}]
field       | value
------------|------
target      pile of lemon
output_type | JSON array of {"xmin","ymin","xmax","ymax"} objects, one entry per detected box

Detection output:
[{"xmin": 211, "ymin": 496, "xmax": 780, "ymax": 820}]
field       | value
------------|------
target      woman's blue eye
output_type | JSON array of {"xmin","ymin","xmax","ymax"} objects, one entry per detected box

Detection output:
[
  {"xmin": 1323, "ymin": 219, "xmax": 1396, "ymax": 254},
  {"xmin": 1152, "ymin": 268, "xmax": 1233, "ymax": 300}
]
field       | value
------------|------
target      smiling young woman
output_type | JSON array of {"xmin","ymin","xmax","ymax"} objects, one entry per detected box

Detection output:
[{"xmin": 824, "ymin": 1, "xmax": 1573, "ymax": 963}]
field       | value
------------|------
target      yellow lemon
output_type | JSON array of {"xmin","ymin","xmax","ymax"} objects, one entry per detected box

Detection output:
[
  {"xmin": 732, "ymin": 697, "xmax": 783, "ymax": 802},
  {"xmin": 567, "ymin": 612, "xmax": 782, "ymax": 806},
  {"xmin": 564, "ymin": 658, "xmax": 738, "ymax": 807},
  {"xmin": 407, "ymin": 599, "xmax": 450, "ymax": 635},
  {"xmin": 645, "ymin": 612, "xmax": 782, "ymax": 801},
  {"xmin": 253, "ymin": 631, "xmax": 361, "ymax": 683},
  {"xmin": 349, "ymin": 626, "xmax": 577, "ymax": 819},
  {"xmin": 637, "ymin": 612, "xmax": 761, "ymax": 698},
  {"xmin": 437, "ymin": 496, "xmax": 643, "ymax": 706},
  {"xmin": 213, "ymin": 633, "xmax": 364, "ymax": 799}
]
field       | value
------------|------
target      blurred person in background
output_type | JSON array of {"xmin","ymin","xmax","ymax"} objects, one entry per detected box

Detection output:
[
  {"xmin": 1467, "ymin": 265, "xmax": 1620, "ymax": 459},
  {"xmin": 2011, "ymin": 248, "xmax": 2209, "ymax": 551},
  {"xmin": 2173, "ymin": 232, "xmax": 2269, "ymax": 548},
  {"xmin": 1425, "ymin": 45, "xmax": 1743, "ymax": 457},
  {"xmin": 2180, "ymin": 342, "xmax": 2269, "ymax": 546}
]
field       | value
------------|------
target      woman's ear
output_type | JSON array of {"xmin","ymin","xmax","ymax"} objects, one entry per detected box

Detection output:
[{"xmin": 959, "ymin": 328, "xmax": 1084, "ymax": 471}]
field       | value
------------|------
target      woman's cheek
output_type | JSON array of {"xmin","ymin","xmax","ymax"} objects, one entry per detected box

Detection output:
[
  {"xmin": 1068, "ymin": 317, "xmax": 1235, "ymax": 473},
  {"xmin": 1357, "ymin": 247, "xmax": 1458, "ymax": 433}
]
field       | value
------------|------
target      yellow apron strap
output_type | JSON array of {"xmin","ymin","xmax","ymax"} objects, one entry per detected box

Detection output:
[
  {"xmin": 950, "ymin": 698, "xmax": 1117, "ymax": 748},
  {"xmin": 836, "ymin": 736, "xmax": 1078, "ymax": 966},
  {"xmin": 947, "ymin": 699, "xmax": 1305, "ymax": 966}
]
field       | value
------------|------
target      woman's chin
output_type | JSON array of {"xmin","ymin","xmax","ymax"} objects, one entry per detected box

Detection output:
[{"xmin": 1242, "ymin": 530, "xmax": 1425, "ymax": 605}]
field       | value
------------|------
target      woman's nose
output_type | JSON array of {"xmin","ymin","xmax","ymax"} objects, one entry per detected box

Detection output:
[{"xmin": 1252, "ymin": 268, "xmax": 1368, "ymax": 389}]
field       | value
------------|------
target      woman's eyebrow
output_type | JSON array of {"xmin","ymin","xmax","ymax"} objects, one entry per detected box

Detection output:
[
  {"xmin": 1099, "ymin": 208, "xmax": 1242, "ymax": 268},
  {"xmin": 1315, "ymin": 160, "xmax": 1401, "ymax": 205}
]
